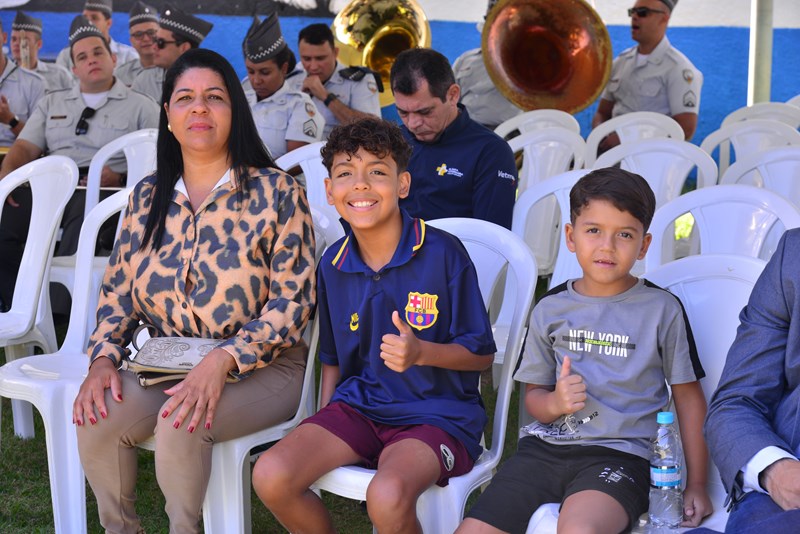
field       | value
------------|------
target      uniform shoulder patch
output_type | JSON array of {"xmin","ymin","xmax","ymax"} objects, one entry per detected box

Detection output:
[{"xmin": 303, "ymin": 119, "xmax": 318, "ymax": 138}]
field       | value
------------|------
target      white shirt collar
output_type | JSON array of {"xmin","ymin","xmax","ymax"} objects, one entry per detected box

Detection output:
[{"xmin": 174, "ymin": 169, "xmax": 232, "ymax": 198}]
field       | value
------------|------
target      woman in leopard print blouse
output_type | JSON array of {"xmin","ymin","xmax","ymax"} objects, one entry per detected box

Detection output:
[{"xmin": 72, "ymin": 49, "xmax": 316, "ymax": 533}]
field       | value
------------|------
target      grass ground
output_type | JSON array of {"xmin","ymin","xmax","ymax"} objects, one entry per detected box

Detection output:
[{"xmin": 0, "ymin": 348, "xmax": 520, "ymax": 533}]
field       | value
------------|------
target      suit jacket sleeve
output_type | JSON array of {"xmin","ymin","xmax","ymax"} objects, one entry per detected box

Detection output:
[{"xmin": 704, "ymin": 229, "xmax": 800, "ymax": 500}]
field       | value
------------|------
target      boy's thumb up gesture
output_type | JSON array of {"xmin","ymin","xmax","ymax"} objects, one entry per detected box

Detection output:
[
  {"xmin": 555, "ymin": 355, "xmax": 587, "ymax": 414},
  {"xmin": 380, "ymin": 311, "xmax": 421, "ymax": 372}
]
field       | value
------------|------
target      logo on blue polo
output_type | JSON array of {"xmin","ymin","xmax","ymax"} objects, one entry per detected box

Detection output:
[
  {"xmin": 435, "ymin": 163, "xmax": 463, "ymax": 178},
  {"xmin": 405, "ymin": 292, "xmax": 439, "ymax": 331}
]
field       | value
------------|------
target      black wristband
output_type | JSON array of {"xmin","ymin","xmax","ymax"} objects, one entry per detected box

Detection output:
[
  {"xmin": 323, "ymin": 93, "xmax": 338, "ymax": 107},
  {"xmin": 8, "ymin": 115, "xmax": 19, "ymax": 129}
]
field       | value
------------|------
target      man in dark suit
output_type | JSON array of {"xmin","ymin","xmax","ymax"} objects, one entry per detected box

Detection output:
[{"xmin": 704, "ymin": 229, "xmax": 800, "ymax": 532}]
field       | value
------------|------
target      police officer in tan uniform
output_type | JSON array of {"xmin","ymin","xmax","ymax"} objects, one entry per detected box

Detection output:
[
  {"xmin": 286, "ymin": 23, "xmax": 380, "ymax": 140},
  {"xmin": 242, "ymin": 14, "xmax": 324, "ymax": 159},
  {"xmin": 0, "ymin": 16, "xmax": 159, "ymax": 309},
  {"xmin": 9, "ymin": 12, "xmax": 73, "ymax": 93},
  {"xmin": 131, "ymin": 4, "xmax": 213, "ymax": 102},
  {"xmin": 114, "ymin": 2, "xmax": 159, "ymax": 86},
  {"xmin": 592, "ymin": 0, "xmax": 703, "ymax": 151}
]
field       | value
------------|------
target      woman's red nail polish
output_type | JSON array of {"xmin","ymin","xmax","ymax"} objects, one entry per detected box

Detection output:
[
  {"xmin": 100, "ymin": 411, "xmax": 107, "ymax": 419},
  {"xmin": 173, "ymin": 421, "xmax": 180, "ymax": 429},
  {"xmin": 162, "ymin": 410, "xmax": 169, "ymax": 418},
  {"xmin": 89, "ymin": 417, "xmax": 97, "ymax": 425},
  {"xmin": 117, "ymin": 394, "xmax": 123, "ymax": 401},
  {"xmin": 188, "ymin": 425, "xmax": 195, "ymax": 433},
  {"xmin": 205, "ymin": 423, "xmax": 211, "ymax": 430}
]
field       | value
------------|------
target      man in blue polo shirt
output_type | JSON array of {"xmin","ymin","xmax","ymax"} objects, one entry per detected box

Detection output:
[{"xmin": 390, "ymin": 48, "xmax": 518, "ymax": 229}]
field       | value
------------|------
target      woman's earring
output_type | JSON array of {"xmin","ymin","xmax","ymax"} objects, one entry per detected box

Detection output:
[{"xmin": 167, "ymin": 123, "xmax": 172, "ymax": 132}]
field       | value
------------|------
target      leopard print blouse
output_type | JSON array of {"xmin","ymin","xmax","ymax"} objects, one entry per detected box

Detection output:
[{"xmin": 87, "ymin": 166, "xmax": 316, "ymax": 378}]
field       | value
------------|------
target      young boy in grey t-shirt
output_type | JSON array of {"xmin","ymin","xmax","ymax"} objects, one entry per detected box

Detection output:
[{"xmin": 458, "ymin": 168, "xmax": 713, "ymax": 533}]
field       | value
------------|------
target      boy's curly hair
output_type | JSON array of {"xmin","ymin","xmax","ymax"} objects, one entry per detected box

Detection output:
[{"xmin": 321, "ymin": 117, "xmax": 412, "ymax": 174}]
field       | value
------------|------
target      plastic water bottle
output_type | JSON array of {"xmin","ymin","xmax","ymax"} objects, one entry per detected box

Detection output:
[{"xmin": 648, "ymin": 411, "xmax": 684, "ymax": 528}]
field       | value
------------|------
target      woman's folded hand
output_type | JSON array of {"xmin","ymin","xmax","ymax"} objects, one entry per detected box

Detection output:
[
  {"xmin": 73, "ymin": 357, "xmax": 123, "ymax": 426},
  {"xmin": 161, "ymin": 348, "xmax": 237, "ymax": 433}
]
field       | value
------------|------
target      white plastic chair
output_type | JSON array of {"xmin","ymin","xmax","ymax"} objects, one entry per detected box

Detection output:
[
  {"xmin": 585, "ymin": 111, "xmax": 685, "ymax": 167},
  {"xmin": 276, "ymin": 141, "xmax": 327, "ymax": 208},
  {"xmin": 719, "ymin": 147, "xmax": 800, "ymax": 209},
  {"xmin": 721, "ymin": 102, "xmax": 800, "ymax": 129},
  {"xmin": 700, "ymin": 119, "xmax": 800, "ymax": 178},
  {"xmin": 528, "ymin": 254, "xmax": 766, "ymax": 533},
  {"xmin": 645, "ymin": 184, "xmax": 800, "ymax": 270},
  {"xmin": 49, "ymin": 129, "xmax": 157, "ymax": 301},
  {"xmin": 787, "ymin": 94, "xmax": 800, "ymax": 108},
  {"xmin": 0, "ymin": 188, "xmax": 325, "ymax": 534},
  {"xmin": 310, "ymin": 203, "xmax": 345, "ymax": 259},
  {"xmin": 494, "ymin": 109, "xmax": 581, "ymax": 139},
  {"xmin": 312, "ymin": 218, "xmax": 538, "ymax": 533},
  {"xmin": 0, "ymin": 155, "xmax": 79, "ymax": 439},
  {"xmin": 593, "ymin": 138, "xmax": 718, "ymax": 206},
  {"xmin": 0, "ymin": 186, "xmax": 130, "ymax": 534}
]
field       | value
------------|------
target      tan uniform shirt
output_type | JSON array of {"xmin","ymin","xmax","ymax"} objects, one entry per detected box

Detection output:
[{"xmin": 0, "ymin": 58, "xmax": 46, "ymax": 147}]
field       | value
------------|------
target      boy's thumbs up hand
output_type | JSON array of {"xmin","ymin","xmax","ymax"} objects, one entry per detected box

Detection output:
[
  {"xmin": 555, "ymin": 355, "xmax": 587, "ymax": 415},
  {"xmin": 380, "ymin": 311, "xmax": 421, "ymax": 372}
]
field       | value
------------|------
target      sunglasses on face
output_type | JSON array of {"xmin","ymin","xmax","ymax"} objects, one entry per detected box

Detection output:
[
  {"xmin": 628, "ymin": 6, "xmax": 666, "ymax": 17},
  {"xmin": 131, "ymin": 29, "xmax": 157, "ymax": 41},
  {"xmin": 155, "ymin": 38, "xmax": 179, "ymax": 49},
  {"xmin": 75, "ymin": 107, "xmax": 96, "ymax": 136}
]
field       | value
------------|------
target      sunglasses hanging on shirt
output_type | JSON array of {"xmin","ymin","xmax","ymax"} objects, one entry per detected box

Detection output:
[{"xmin": 75, "ymin": 107, "xmax": 96, "ymax": 136}]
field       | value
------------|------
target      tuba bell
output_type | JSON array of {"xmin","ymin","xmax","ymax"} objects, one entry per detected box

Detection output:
[
  {"xmin": 482, "ymin": 0, "xmax": 612, "ymax": 114},
  {"xmin": 332, "ymin": 0, "xmax": 431, "ymax": 107}
]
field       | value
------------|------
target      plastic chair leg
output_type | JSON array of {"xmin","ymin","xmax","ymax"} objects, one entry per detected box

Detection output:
[
  {"xmin": 5, "ymin": 344, "xmax": 36, "ymax": 438},
  {"xmin": 202, "ymin": 439, "xmax": 251, "ymax": 534}
]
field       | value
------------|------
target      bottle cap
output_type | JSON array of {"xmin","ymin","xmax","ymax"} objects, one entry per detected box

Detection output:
[{"xmin": 657, "ymin": 411, "xmax": 674, "ymax": 425}]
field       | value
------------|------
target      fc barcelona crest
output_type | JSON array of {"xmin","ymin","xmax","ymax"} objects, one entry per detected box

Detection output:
[{"xmin": 405, "ymin": 292, "xmax": 439, "ymax": 331}]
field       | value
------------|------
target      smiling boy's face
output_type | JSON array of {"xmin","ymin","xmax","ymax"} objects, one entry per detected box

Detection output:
[
  {"xmin": 565, "ymin": 198, "xmax": 651, "ymax": 297},
  {"xmin": 324, "ymin": 147, "xmax": 411, "ymax": 234}
]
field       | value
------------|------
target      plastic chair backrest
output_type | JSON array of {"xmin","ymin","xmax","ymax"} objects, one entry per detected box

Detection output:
[
  {"xmin": 84, "ymin": 128, "xmax": 157, "ymax": 220},
  {"xmin": 700, "ymin": 119, "xmax": 800, "ymax": 178},
  {"xmin": 0, "ymin": 156, "xmax": 78, "ymax": 332},
  {"xmin": 310, "ymin": 203, "xmax": 345, "ymax": 260},
  {"xmin": 645, "ymin": 184, "xmax": 800, "ymax": 270},
  {"xmin": 508, "ymin": 127, "xmax": 586, "ymax": 194},
  {"xmin": 494, "ymin": 109, "xmax": 581, "ymax": 139},
  {"xmin": 585, "ymin": 111, "xmax": 685, "ymax": 167},
  {"xmin": 719, "ymin": 146, "xmax": 800, "ymax": 207},
  {"xmin": 275, "ymin": 141, "xmax": 327, "ymax": 208},
  {"xmin": 593, "ymin": 138, "xmax": 718, "ymax": 206},
  {"xmin": 721, "ymin": 102, "xmax": 800, "ymax": 129},
  {"xmin": 510, "ymin": 169, "xmax": 589, "ymax": 287},
  {"xmin": 61, "ymin": 188, "xmax": 134, "ymax": 353},
  {"xmin": 787, "ymin": 94, "xmax": 800, "ymax": 108}
]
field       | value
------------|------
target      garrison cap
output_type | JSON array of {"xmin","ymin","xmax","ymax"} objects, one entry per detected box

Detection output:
[
  {"xmin": 129, "ymin": 2, "xmax": 158, "ymax": 28},
  {"xmin": 83, "ymin": 0, "xmax": 113, "ymax": 17},
  {"xmin": 159, "ymin": 5, "xmax": 213, "ymax": 46},
  {"xmin": 243, "ymin": 13, "xmax": 287, "ymax": 63},
  {"xmin": 68, "ymin": 14, "xmax": 105, "ymax": 46},
  {"xmin": 658, "ymin": 0, "xmax": 678, "ymax": 12},
  {"xmin": 13, "ymin": 11, "xmax": 43, "ymax": 34}
]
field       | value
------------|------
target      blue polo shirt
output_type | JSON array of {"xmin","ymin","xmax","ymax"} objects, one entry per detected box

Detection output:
[
  {"xmin": 317, "ymin": 211, "xmax": 496, "ymax": 460},
  {"xmin": 399, "ymin": 104, "xmax": 518, "ymax": 229}
]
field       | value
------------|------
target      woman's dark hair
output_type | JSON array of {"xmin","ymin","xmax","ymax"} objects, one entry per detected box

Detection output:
[
  {"xmin": 569, "ymin": 167, "xmax": 657, "ymax": 232},
  {"xmin": 274, "ymin": 47, "xmax": 297, "ymax": 74},
  {"xmin": 142, "ymin": 48, "xmax": 275, "ymax": 250},
  {"xmin": 321, "ymin": 117, "xmax": 412, "ymax": 174}
]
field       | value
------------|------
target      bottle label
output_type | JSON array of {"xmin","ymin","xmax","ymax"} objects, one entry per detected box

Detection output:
[{"xmin": 650, "ymin": 465, "xmax": 682, "ymax": 487}]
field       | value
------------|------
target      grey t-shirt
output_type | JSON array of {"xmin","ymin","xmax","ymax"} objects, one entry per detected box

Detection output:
[{"xmin": 515, "ymin": 278, "xmax": 704, "ymax": 459}]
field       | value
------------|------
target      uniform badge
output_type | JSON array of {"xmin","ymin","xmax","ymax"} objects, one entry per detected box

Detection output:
[
  {"xmin": 405, "ymin": 292, "xmax": 439, "ymax": 330},
  {"xmin": 305, "ymin": 102, "xmax": 316, "ymax": 117},
  {"xmin": 349, "ymin": 312, "xmax": 359, "ymax": 332},
  {"xmin": 683, "ymin": 90, "xmax": 697, "ymax": 108},
  {"xmin": 682, "ymin": 69, "xmax": 694, "ymax": 84},
  {"xmin": 367, "ymin": 81, "xmax": 378, "ymax": 94},
  {"xmin": 436, "ymin": 163, "xmax": 448, "ymax": 176},
  {"xmin": 303, "ymin": 119, "xmax": 318, "ymax": 138}
]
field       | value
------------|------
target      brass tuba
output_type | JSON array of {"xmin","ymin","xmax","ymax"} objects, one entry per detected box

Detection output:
[
  {"xmin": 332, "ymin": 0, "xmax": 431, "ymax": 107},
  {"xmin": 482, "ymin": 0, "xmax": 612, "ymax": 114}
]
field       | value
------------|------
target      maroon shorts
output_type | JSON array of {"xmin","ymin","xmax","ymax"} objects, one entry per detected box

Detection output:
[{"xmin": 301, "ymin": 401, "xmax": 474, "ymax": 486}]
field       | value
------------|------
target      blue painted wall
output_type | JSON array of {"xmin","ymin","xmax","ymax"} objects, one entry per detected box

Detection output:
[{"xmin": 3, "ymin": 11, "xmax": 799, "ymax": 144}]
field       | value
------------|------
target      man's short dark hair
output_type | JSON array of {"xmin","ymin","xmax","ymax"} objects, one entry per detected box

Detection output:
[
  {"xmin": 569, "ymin": 167, "xmax": 657, "ymax": 231},
  {"xmin": 390, "ymin": 48, "xmax": 455, "ymax": 102},
  {"xmin": 321, "ymin": 117, "xmax": 412, "ymax": 175},
  {"xmin": 298, "ymin": 23, "xmax": 334, "ymax": 48}
]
